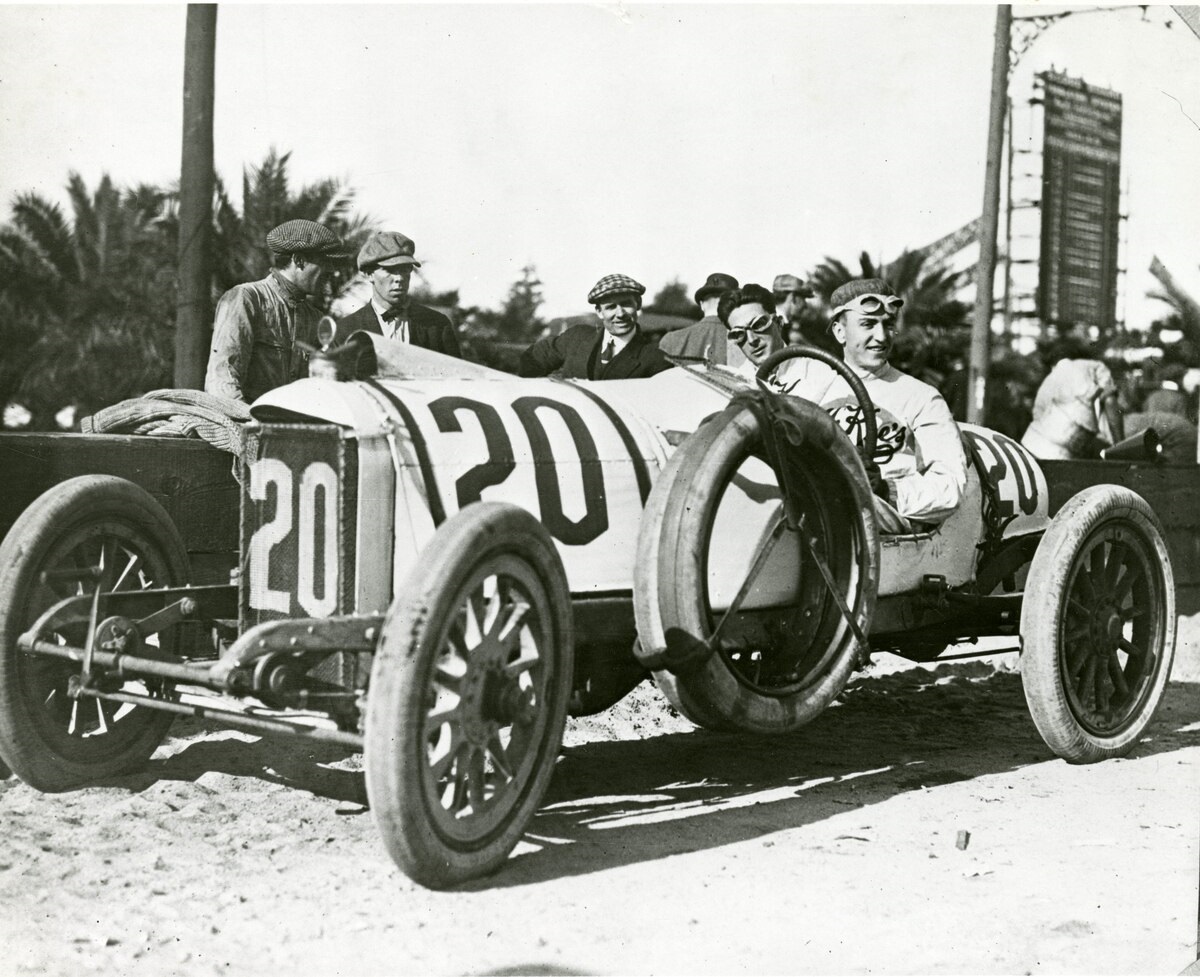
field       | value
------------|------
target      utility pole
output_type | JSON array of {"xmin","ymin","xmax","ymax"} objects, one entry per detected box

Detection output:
[
  {"xmin": 968, "ymin": 5, "xmax": 1012, "ymax": 425},
  {"xmin": 174, "ymin": 4, "xmax": 217, "ymax": 389},
  {"xmin": 1001, "ymin": 96, "xmax": 1015, "ymax": 342}
]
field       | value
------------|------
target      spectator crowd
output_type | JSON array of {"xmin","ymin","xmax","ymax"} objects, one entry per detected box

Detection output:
[{"xmin": 205, "ymin": 219, "xmax": 1200, "ymax": 484}]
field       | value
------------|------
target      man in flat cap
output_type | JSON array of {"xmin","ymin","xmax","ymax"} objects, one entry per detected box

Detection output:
[
  {"xmin": 772, "ymin": 273, "xmax": 815, "ymax": 347},
  {"xmin": 658, "ymin": 272, "xmax": 747, "ymax": 368},
  {"xmin": 334, "ymin": 231, "xmax": 460, "ymax": 357},
  {"xmin": 770, "ymin": 278, "xmax": 967, "ymax": 533},
  {"xmin": 518, "ymin": 274, "xmax": 671, "ymax": 380},
  {"xmin": 205, "ymin": 219, "xmax": 350, "ymax": 403}
]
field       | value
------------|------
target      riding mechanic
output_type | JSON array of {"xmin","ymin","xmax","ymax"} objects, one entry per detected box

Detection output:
[
  {"xmin": 759, "ymin": 278, "xmax": 968, "ymax": 534},
  {"xmin": 334, "ymin": 230, "xmax": 461, "ymax": 357}
]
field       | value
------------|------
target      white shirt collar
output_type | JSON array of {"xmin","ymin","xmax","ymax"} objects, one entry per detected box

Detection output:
[
  {"xmin": 847, "ymin": 361, "xmax": 894, "ymax": 380},
  {"xmin": 370, "ymin": 297, "xmax": 409, "ymax": 342},
  {"xmin": 602, "ymin": 329, "xmax": 634, "ymax": 355}
]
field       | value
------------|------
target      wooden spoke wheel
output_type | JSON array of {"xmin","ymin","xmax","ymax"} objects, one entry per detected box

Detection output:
[
  {"xmin": 1021, "ymin": 486, "xmax": 1175, "ymax": 763},
  {"xmin": 0, "ymin": 476, "xmax": 189, "ymax": 791},
  {"xmin": 365, "ymin": 503, "xmax": 573, "ymax": 888}
]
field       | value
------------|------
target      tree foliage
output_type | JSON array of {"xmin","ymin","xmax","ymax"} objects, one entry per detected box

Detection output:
[
  {"xmin": 646, "ymin": 278, "xmax": 700, "ymax": 320},
  {"xmin": 0, "ymin": 150, "xmax": 376, "ymax": 429},
  {"xmin": 493, "ymin": 264, "xmax": 545, "ymax": 342},
  {"xmin": 205, "ymin": 148, "xmax": 374, "ymax": 296},
  {"xmin": 1147, "ymin": 276, "xmax": 1200, "ymax": 352},
  {"xmin": 0, "ymin": 173, "xmax": 177, "ymax": 428},
  {"xmin": 807, "ymin": 248, "xmax": 972, "ymax": 388}
]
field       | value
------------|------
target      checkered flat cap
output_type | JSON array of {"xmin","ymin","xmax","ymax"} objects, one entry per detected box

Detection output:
[
  {"xmin": 587, "ymin": 273, "xmax": 646, "ymax": 304},
  {"xmin": 266, "ymin": 219, "xmax": 351, "ymax": 258}
]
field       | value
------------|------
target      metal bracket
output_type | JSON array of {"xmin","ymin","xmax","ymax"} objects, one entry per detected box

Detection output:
[{"xmin": 210, "ymin": 614, "xmax": 385, "ymax": 691}]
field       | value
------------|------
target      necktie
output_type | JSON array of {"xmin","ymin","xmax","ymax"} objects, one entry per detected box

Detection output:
[
  {"xmin": 380, "ymin": 307, "xmax": 405, "ymax": 342},
  {"xmin": 599, "ymin": 340, "xmax": 615, "ymax": 376}
]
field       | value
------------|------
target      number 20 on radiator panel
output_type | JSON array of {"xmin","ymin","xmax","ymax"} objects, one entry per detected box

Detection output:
[{"xmin": 247, "ymin": 458, "xmax": 340, "ymax": 617}]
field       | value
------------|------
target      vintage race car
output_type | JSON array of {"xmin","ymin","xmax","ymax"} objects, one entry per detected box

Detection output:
[{"xmin": 0, "ymin": 339, "xmax": 1178, "ymax": 888}]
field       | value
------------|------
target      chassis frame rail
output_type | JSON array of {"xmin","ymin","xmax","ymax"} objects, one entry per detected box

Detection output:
[{"xmin": 16, "ymin": 581, "xmax": 385, "ymax": 748}]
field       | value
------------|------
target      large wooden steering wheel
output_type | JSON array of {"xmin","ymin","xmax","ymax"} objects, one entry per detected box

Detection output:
[{"xmin": 754, "ymin": 346, "xmax": 878, "ymax": 464}]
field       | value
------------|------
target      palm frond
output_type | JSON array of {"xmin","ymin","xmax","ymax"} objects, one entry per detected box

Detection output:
[
  {"xmin": 243, "ymin": 147, "xmax": 293, "ymax": 236},
  {"xmin": 9, "ymin": 192, "xmax": 77, "ymax": 282},
  {"xmin": 880, "ymin": 250, "xmax": 927, "ymax": 293},
  {"xmin": 857, "ymin": 251, "xmax": 880, "ymax": 279},
  {"xmin": 65, "ymin": 172, "xmax": 101, "ymax": 276},
  {"xmin": 292, "ymin": 179, "xmax": 347, "ymax": 222}
]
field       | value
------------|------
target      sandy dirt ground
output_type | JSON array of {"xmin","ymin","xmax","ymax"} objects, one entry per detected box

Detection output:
[{"xmin": 2, "ymin": 624, "xmax": 1198, "ymax": 976}]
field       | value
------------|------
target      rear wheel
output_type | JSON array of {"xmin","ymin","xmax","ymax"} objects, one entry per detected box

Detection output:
[
  {"xmin": 1020, "ymin": 486, "xmax": 1175, "ymax": 762},
  {"xmin": 364, "ymin": 502, "xmax": 573, "ymax": 888},
  {"xmin": 0, "ymin": 476, "xmax": 188, "ymax": 790}
]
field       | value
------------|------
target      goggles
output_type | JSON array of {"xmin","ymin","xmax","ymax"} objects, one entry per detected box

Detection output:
[
  {"xmin": 830, "ymin": 293, "xmax": 904, "ymax": 320},
  {"xmin": 727, "ymin": 313, "xmax": 780, "ymax": 344}
]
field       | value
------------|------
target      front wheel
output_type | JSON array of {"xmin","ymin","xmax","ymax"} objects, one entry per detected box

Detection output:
[
  {"xmin": 1020, "ymin": 486, "xmax": 1175, "ymax": 762},
  {"xmin": 364, "ymin": 502, "xmax": 574, "ymax": 888}
]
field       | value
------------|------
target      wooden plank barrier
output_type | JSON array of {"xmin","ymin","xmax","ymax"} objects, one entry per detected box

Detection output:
[
  {"xmin": 0, "ymin": 433, "xmax": 240, "ymax": 585},
  {"xmin": 1041, "ymin": 459, "xmax": 1200, "ymax": 614}
]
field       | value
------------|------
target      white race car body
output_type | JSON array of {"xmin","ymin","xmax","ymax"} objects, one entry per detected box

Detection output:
[{"xmin": 248, "ymin": 345, "xmax": 1050, "ymax": 627}]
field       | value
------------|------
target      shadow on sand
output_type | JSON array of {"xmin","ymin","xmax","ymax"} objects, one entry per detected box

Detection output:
[
  {"xmin": 87, "ymin": 663, "xmax": 1200, "ymax": 889},
  {"xmin": 479, "ymin": 666, "xmax": 1200, "ymax": 889}
]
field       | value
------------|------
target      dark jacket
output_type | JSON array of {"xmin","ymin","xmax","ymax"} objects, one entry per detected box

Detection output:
[
  {"xmin": 335, "ymin": 301, "xmax": 461, "ymax": 358},
  {"xmin": 518, "ymin": 324, "xmax": 671, "ymax": 380}
]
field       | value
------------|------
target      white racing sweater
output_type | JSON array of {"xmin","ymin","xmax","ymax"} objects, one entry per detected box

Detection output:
[{"xmin": 770, "ymin": 358, "xmax": 968, "ymax": 525}]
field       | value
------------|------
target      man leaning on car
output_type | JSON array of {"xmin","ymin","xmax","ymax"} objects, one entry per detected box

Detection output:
[
  {"xmin": 518, "ymin": 274, "xmax": 671, "ymax": 380},
  {"xmin": 205, "ymin": 219, "xmax": 350, "ymax": 403}
]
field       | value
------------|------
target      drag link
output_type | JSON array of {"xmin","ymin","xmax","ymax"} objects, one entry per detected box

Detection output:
[{"xmin": 70, "ymin": 683, "xmax": 364, "ymax": 749}]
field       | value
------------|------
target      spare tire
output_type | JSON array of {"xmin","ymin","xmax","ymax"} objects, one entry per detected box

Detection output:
[{"xmin": 634, "ymin": 395, "xmax": 880, "ymax": 733}]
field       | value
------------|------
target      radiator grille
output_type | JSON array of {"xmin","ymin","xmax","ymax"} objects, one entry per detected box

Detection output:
[{"xmin": 240, "ymin": 424, "xmax": 359, "ymax": 631}]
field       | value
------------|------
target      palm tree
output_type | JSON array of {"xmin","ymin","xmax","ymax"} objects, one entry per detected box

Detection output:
[
  {"xmin": 805, "ymin": 248, "xmax": 972, "ymax": 391},
  {"xmin": 807, "ymin": 249, "xmax": 969, "ymax": 329},
  {"xmin": 0, "ymin": 173, "xmax": 177, "ymax": 424},
  {"xmin": 0, "ymin": 151, "xmax": 377, "ymax": 428},
  {"xmin": 0, "ymin": 191, "xmax": 77, "ymax": 314},
  {"xmin": 208, "ymin": 148, "xmax": 376, "ymax": 296}
]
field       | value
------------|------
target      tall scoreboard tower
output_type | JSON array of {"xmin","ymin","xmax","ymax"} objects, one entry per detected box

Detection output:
[{"xmin": 1034, "ymin": 71, "xmax": 1124, "ymax": 340}]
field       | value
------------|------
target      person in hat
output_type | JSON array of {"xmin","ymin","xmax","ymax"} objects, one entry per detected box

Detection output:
[
  {"xmin": 658, "ymin": 272, "xmax": 747, "ymax": 368},
  {"xmin": 518, "ymin": 274, "xmax": 671, "ymax": 380},
  {"xmin": 334, "ymin": 231, "xmax": 460, "ymax": 357},
  {"xmin": 772, "ymin": 278, "xmax": 967, "ymax": 533},
  {"xmin": 772, "ymin": 273, "xmax": 816, "ymax": 347},
  {"xmin": 206, "ymin": 219, "xmax": 350, "ymax": 403}
]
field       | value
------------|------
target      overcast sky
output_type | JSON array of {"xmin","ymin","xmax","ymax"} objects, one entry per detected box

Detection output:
[{"xmin": 1, "ymin": 2, "xmax": 1198, "ymax": 325}]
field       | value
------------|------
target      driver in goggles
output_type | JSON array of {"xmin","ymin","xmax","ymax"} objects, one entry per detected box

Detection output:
[
  {"xmin": 764, "ymin": 278, "xmax": 968, "ymax": 534},
  {"xmin": 718, "ymin": 284, "xmax": 787, "ymax": 373}
]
